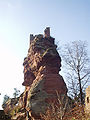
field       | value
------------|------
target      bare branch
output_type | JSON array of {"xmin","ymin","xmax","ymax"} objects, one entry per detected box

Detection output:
[{"xmin": 61, "ymin": 40, "xmax": 90, "ymax": 104}]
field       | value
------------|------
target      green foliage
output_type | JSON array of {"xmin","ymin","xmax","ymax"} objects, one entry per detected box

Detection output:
[
  {"xmin": 3, "ymin": 88, "xmax": 20, "ymax": 105},
  {"xmin": 3, "ymin": 94, "xmax": 10, "ymax": 104},
  {"xmin": 9, "ymin": 105, "xmax": 21, "ymax": 116},
  {"xmin": 13, "ymin": 88, "xmax": 20, "ymax": 98},
  {"xmin": 71, "ymin": 118, "xmax": 76, "ymax": 120}
]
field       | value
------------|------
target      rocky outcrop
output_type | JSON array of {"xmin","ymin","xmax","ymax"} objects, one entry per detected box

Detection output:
[
  {"xmin": 0, "ymin": 110, "xmax": 11, "ymax": 120},
  {"xmin": 22, "ymin": 27, "xmax": 67, "ymax": 119},
  {"xmin": 2, "ymin": 27, "xmax": 67, "ymax": 120},
  {"xmin": 2, "ymin": 94, "xmax": 26, "ymax": 120}
]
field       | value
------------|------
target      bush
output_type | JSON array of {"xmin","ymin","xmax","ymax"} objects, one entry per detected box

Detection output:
[{"xmin": 41, "ymin": 93, "xmax": 90, "ymax": 120}]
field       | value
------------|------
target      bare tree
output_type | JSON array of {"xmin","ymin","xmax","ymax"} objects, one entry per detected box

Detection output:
[
  {"xmin": 41, "ymin": 92, "xmax": 70, "ymax": 120},
  {"xmin": 62, "ymin": 40, "xmax": 90, "ymax": 104}
]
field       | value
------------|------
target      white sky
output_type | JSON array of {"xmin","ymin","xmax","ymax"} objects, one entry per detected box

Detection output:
[
  {"xmin": 0, "ymin": 42, "xmax": 24, "ymax": 109},
  {"xmin": 0, "ymin": 0, "xmax": 90, "ymax": 109}
]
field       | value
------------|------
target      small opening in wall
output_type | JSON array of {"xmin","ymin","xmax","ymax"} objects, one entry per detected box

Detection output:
[{"xmin": 87, "ymin": 97, "xmax": 89, "ymax": 103}]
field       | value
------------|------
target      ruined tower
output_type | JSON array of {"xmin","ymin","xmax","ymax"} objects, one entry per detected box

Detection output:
[{"xmin": 44, "ymin": 27, "xmax": 50, "ymax": 38}]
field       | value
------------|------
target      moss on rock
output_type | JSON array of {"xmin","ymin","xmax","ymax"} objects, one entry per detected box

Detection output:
[{"xmin": 26, "ymin": 77, "xmax": 49, "ymax": 114}]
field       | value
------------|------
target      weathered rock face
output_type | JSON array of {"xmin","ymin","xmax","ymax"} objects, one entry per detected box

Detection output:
[
  {"xmin": 2, "ymin": 27, "xmax": 67, "ymax": 120},
  {"xmin": 22, "ymin": 27, "xmax": 67, "ymax": 119},
  {"xmin": 0, "ymin": 110, "xmax": 11, "ymax": 120}
]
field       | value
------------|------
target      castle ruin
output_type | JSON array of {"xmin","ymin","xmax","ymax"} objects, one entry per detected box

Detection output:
[{"xmin": 85, "ymin": 85, "xmax": 90, "ymax": 113}]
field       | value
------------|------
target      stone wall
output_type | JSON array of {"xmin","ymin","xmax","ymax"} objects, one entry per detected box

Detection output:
[{"xmin": 85, "ymin": 85, "xmax": 90, "ymax": 113}]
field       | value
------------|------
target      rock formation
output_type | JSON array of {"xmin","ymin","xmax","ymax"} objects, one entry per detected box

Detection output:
[
  {"xmin": 22, "ymin": 27, "xmax": 67, "ymax": 119},
  {"xmin": 0, "ymin": 110, "xmax": 11, "ymax": 120},
  {"xmin": 2, "ymin": 27, "xmax": 67, "ymax": 120}
]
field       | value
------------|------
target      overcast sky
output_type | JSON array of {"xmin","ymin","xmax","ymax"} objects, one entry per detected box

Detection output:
[{"xmin": 0, "ymin": 0, "xmax": 90, "ymax": 109}]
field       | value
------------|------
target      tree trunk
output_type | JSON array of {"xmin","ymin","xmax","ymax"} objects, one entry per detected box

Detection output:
[{"xmin": 78, "ymin": 69, "xmax": 83, "ymax": 104}]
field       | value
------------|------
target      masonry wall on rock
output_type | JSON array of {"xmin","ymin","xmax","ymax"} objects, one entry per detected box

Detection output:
[{"xmin": 85, "ymin": 85, "xmax": 90, "ymax": 113}]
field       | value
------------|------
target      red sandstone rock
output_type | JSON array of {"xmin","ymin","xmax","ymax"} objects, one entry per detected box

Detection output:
[
  {"xmin": 21, "ymin": 28, "xmax": 67, "ymax": 119},
  {"xmin": 2, "ymin": 28, "xmax": 67, "ymax": 120}
]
